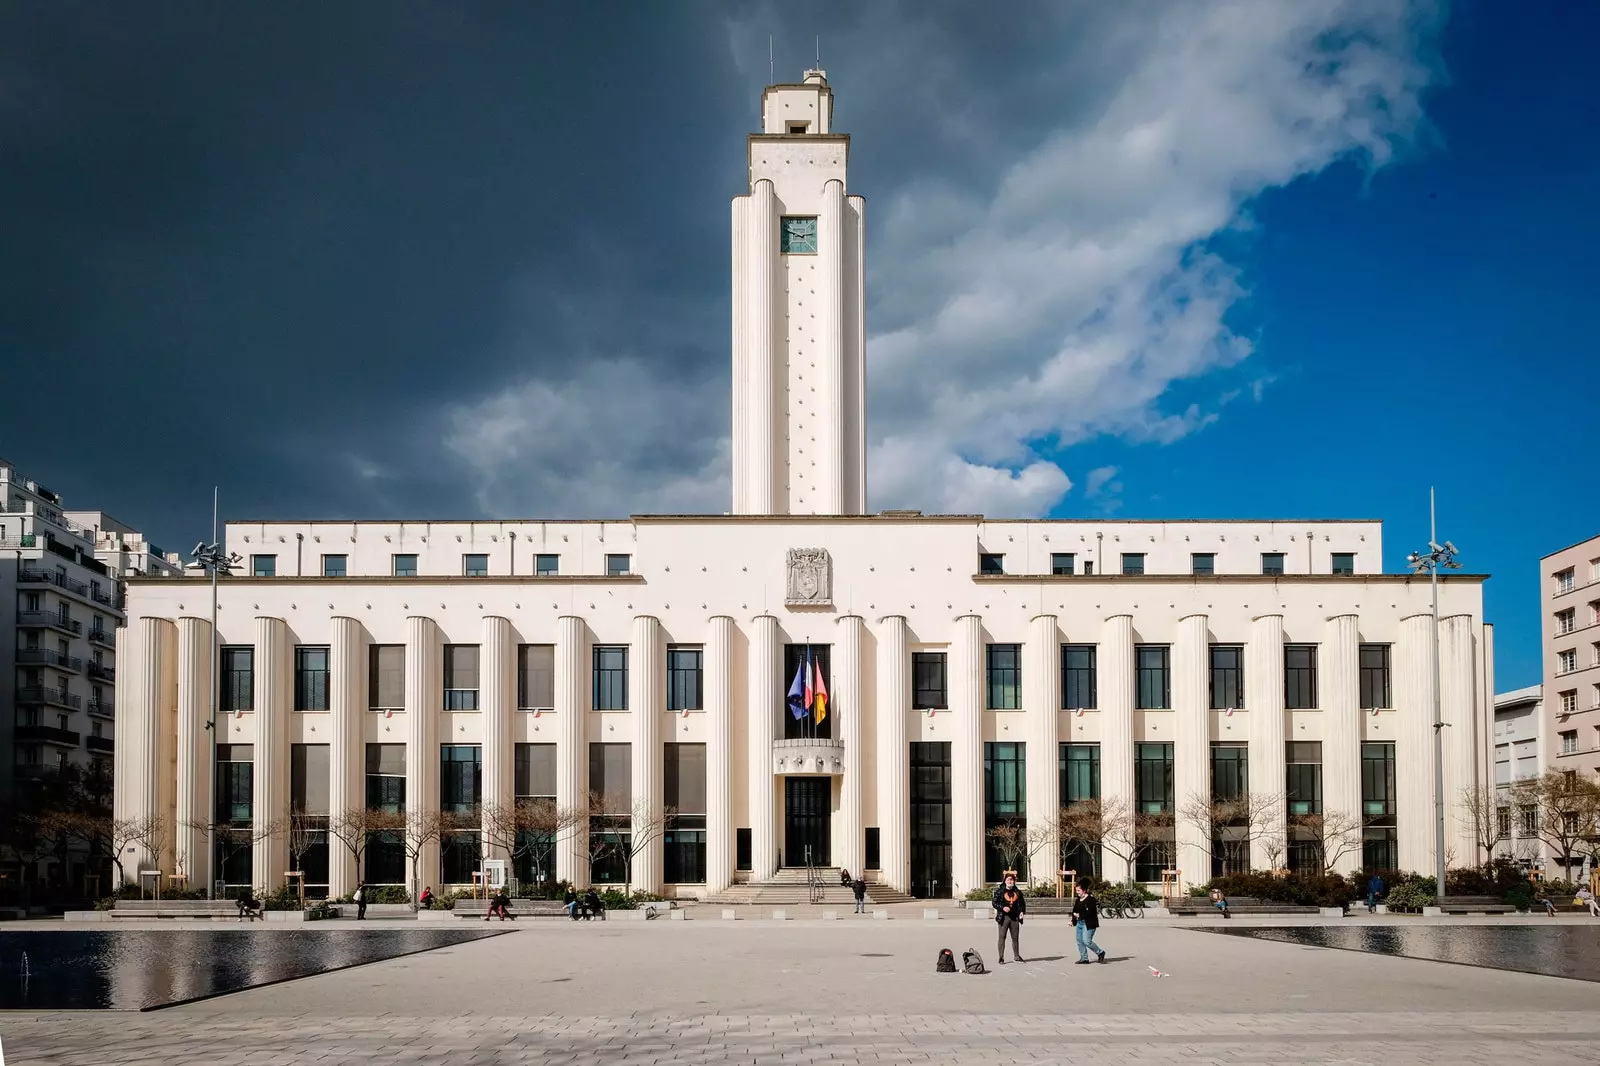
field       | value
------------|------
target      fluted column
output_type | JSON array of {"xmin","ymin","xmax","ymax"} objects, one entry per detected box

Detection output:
[
  {"xmin": 875, "ymin": 616, "xmax": 910, "ymax": 893},
  {"xmin": 1174, "ymin": 614, "xmax": 1210, "ymax": 887},
  {"xmin": 126, "ymin": 618, "xmax": 176, "ymax": 879},
  {"xmin": 816, "ymin": 179, "xmax": 846, "ymax": 515},
  {"xmin": 1441, "ymin": 615, "xmax": 1478, "ymax": 867},
  {"xmin": 404, "ymin": 615, "xmax": 442, "ymax": 895},
  {"xmin": 952, "ymin": 615, "xmax": 985, "ymax": 895},
  {"xmin": 111, "ymin": 623, "xmax": 139, "ymax": 880},
  {"xmin": 1247, "ymin": 615, "xmax": 1286, "ymax": 870},
  {"xmin": 1397, "ymin": 614, "xmax": 1437, "ymax": 873},
  {"xmin": 254, "ymin": 616, "xmax": 291, "ymax": 891},
  {"xmin": 730, "ymin": 196, "xmax": 749, "ymax": 513},
  {"xmin": 554, "ymin": 615, "xmax": 588, "ymax": 884},
  {"xmin": 482, "ymin": 616, "xmax": 515, "ymax": 864},
  {"xmin": 835, "ymin": 614, "xmax": 865, "ymax": 876},
  {"xmin": 175, "ymin": 617, "xmax": 211, "ymax": 890},
  {"xmin": 1100, "ymin": 615, "xmax": 1135, "ymax": 883},
  {"xmin": 328, "ymin": 616, "xmax": 364, "ymax": 896},
  {"xmin": 1322, "ymin": 614, "xmax": 1362, "ymax": 875},
  {"xmin": 705, "ymin": 616, "xmax": 735, "ymax": 892},
  {"xmin": 630, "ymin": 615, "xmax": 665, "ymax": 893},
  {"xmin": 1026, "ymin": 615, "xmax": 1060, "ymax": 886},
  {"xmin": 747, "ymin": 615, "xmax": 779, "ymax": 878},
  {"xmin": 746, "ymin": 179, "xmax": 778, "ymax": 514}
]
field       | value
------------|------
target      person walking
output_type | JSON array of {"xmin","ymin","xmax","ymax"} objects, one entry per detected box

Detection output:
[
  {"xmin": 1071, "ymin": 883, "xmax": 1105, "ymax": 965},
  {"xmin": 1366, "ymin": 873, "xmax": 1385, "ymax": 913},
  {"xmin": 354, "ymin": 881, "xmax": 367, "ymax": 921},
  {"xmin": 851, "ymin": 874, "xmax": 868, "ymax": 915},
  {"xmin": 992, "ymin": 872, "xmax": 1026, "ymax": 964}
]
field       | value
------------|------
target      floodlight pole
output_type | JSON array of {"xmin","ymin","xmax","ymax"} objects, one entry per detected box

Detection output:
[{"xmin": 1408, "ymin": 487, "xmax": 1459, "ymax": 905}]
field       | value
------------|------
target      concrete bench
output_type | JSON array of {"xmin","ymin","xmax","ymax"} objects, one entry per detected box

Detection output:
[
  {"xmin": 453, "ymin": 898, "xmax": 573, "ymax": 919},
  {"xmin": 110, "ymin": 900, "xmax": 254, "ymax": 919},
  {"xmin": 1430, "ymin": 896, "xmax": 1512, "ymax": 916},
  {"xmin": 1166, "ymin": 896, "xmax": 1321, "ymax": 917}
]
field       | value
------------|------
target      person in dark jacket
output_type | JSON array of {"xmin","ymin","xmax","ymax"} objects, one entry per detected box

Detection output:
[
  {"xmin": 851, "ymin": 875, "xmax": 868, "ymax": 914},
  {"xmin": 991, "ymin": 872, "xmax": 1027, "ymax": 964},
  {"xmin": 1366, "ymin": 873, "xmax": 1385, "ymax": 913},
  {"xmin": 581, "ymin": 887, "xmax": 605, "ymax": 921},
  {"xmin": 1070, "ymin": 883, "xmax": 1105, "ymax": 964}
]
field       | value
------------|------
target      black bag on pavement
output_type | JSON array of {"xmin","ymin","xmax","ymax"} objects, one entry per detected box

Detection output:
[
  {"xmin": 962, "ymin": 949, "xmax": 987, "ymax": 975},
  {"xmin": 936, "ymin": 948, "xmax": 957, "ymax": 973}
]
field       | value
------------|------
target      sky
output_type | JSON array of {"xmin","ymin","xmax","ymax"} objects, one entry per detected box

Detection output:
[{"xmin": 2, "ymin": 1, "xmax": 1595, "ymax": 690}]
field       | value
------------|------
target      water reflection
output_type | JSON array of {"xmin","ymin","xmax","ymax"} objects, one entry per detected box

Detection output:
[
  {"xmin": 1203, "ymin": 925, "xmax": 1600, "ymax": 982},
  {"xmin": 0, "ymin": 928, "xmax": 505, "ymax": 1011}
]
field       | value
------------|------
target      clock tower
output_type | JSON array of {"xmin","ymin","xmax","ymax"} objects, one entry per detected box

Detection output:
[{"xmin": 731, "ymin": 69, "xmax": 866, "ymax": 516}]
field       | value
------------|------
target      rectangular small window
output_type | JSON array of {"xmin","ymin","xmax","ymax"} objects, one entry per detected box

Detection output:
[
  {"xmin": 1284, "ymin": 644, "xmax": 1318, "ymax": 709},
  {"xmin": 518, "ymin": 644, "xmax": 555, "ymax": 710},
  {"xmin": 290, "ymin": 743, "xmax": 330, "ymax": 816},
  {"xmin": 1555, "ymin": 568, "xmax": 1575, "ymax": 593},
  {"xmin": 1262, "ymin": 552, "xmax": 1286, "ymax": 576},
  {"xmin": 668, "ymin": 646, "xmax": 704, "ymax": 711},
  {"xmin": 1560, "ymin": 690, "xmax": 1577, "ymax": 715},
  {"xmin": 393, "ymin": 554, "xmax": 418, "ymax": 577},
  {"xmin": 294, "ymin": 646, "xmax": 330, "ymax": 712},
  {"xmin": 462, "ymin": 553, "xmax": 489, "ymax": 577},
  {"xmin": 1557, "ymin": 609, "xmax": 1576, "ymax": 635},
  {"xmin": 1135, "ymin": 742, "xmax": 1175, "ymax": 813},
  {"xmin": 864, "ymin": 827, "xmax": 880, "ymax": 871},
  {"xmin": 1060, "ymin": 743, "xmax": 1100, "ymax": 804},
  {"xmin": 736, "ymin": 828, "xmax": 753, "ymax": 871},
  {"xmin": 593, "ymin": 646, "xmax": 628, "ymax": 711},
  {"xmin": 1135, "ymin": 645, "xmax": 1170, "ymax": 710},
  {"xmin": 1286, "ymin": 741, "xmax": 1323, "ymax": 815},
  {"xmin": 1083, "ymin": 560, "xmax": 1094, "ymax": 575},
  {"xmin": 365, "ymin": 743, "xmax": 406, "ymax": 813},
  {"xmin": 913, "ymin": 651, "xmax": 947, "ymax": 710},
  {"xmin": 1062, "ymin": 645, "xmax": 1097, "ymax": 710},
  {"xmin": 221, "ymin": 647, "xmax": 254, "ymax": 712},
  {"xmin": 321, "ymin": 554, "xmax": 347, "ymax": 577},
  {"xmin": 985, "ymin": 644, "xmax": 1021, "ymax": 710},
  {"xmin": 1210, "ymin": 742, "xmax": 1248, "ymax": 802},
  {"xmin": 979, "ymin": 553, "xmax": 1004, "ymax": 575},
  {"xmin": 251, "ymin": 555, "xmax": 276, "ymax": 578},
  {"xmin": 786, "ymin": 122, "xmax": 808, "ymax": 134},
  {"xmin": 1191, "ymin": 553, "xmax": 1215, "ymax": 576},
  {"xmin": 1359, "ymin": 644, "xmax": 1391, "ymax": 709},
  {"xmin": 605, "ymin": 554, "xmax": 631, "ymax": 576},
  {"xmin": 1331, "ymin": 552, "xmax": 1355, "ymax": 575},
  {"xmin": 1209, "ymin": 645, "xmax": 1244, "ymax": 710},
  {"xmin": 514, "ymin": 743, "xmax": 556, "ymax": 799},
  {"xmin": 443, "ymin": 645, "xmax": 480, "ymax": 710},
  {"xmin": 535, "ymin": 554, "xmax": 559, "ymax": 576},
  {"xmin": 1561, "ymin": 729, "xmax": 1578, "ymax": 755},
  {"xmin": 1121, "ymin": 553, "xmax": 1145, "ymax": 576},
  {"xmin": 440, "ymin": 745, "xmax": 483, "ymax": 815},
  {"xmin": 1050, "ymin": 552, "xmax": 1075, "ymax": 576},
  {"xmin": 369, "ymin": 645, "xmax": 404, "ymax": 712},
  {"xmin": 1559, "ymin": 649, "xmax": 1577, "ymax": 674}
]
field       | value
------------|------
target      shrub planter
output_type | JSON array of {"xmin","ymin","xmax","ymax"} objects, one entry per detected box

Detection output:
[{"xmin": 263, "ymin": 910, "xmax": 305, "ymax": 924}]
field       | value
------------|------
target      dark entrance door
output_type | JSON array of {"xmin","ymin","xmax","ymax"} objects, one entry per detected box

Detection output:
[
  {"xmin": 910, "ymin": 741, "xmax": 952, "ymax": 898},
  {"xmin": 783, "ymin": 777, "xmax": 831, "ymax": 867}
]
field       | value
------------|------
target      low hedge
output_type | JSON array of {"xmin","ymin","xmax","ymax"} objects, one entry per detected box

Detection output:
[{"xmin": 1202, "ymin": 871, "xmax": 1354, "ymax": 908}]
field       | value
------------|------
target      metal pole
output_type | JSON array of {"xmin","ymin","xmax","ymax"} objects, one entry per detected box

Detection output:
[
  {"xmin": 1430, "ymin": 487, "xmax": 1446, "ymax": 902},
  {"xmin": 207, "ymin": 487, "xmax": 219, "ymax": 897}
]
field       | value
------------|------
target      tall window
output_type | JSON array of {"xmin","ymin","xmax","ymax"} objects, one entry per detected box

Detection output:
[
  {"xmin": 1361, "ymin": 741, "xmax": 1398, "ymax": 870},
  {"xmin": 221, "ymin": 647, "xmax": 254, "ymax": 712},
  {"xmin": 534, "ymin": 554, "xmax": 559, "ymax": 576},
  {"xmin": 1284, "ymin": 645, "xmax": 1318, "ymax": 709},
  {"xmin": 1050, "ymin": 553, "xmax": 1075, "ymax": 575},
  {"xmin": 1135, "ymin": 743, "xmax": 1175, "ymax": 814},
  {"xmin": 1560, "ymin": 729, "xmax": 1578, "ymax": 754},
  {"xmin": 514, "ymin": 743, "xmax": 556, "ymax": 801},
  {"xmin": 664, "ymin": 743, "xmax": 708, "ymax": 884},
  {"xmin": 1555, "ymin": 568, "xmax": 1575, "ymax": 593},
  {"xmin": 321, "ymin": 554, "xmax": 347, "ymax": 577},
  {"xmin": 588, "ymin": 743, "xmax": 632, "ymax": 883},
  {"xmin": 1358, "ymin": 644, "xmax": 1391, "ymax": 709},
  {"xmin": 783, "ymin": 645, "xmax": 832, "ymax": 739},
  {"xmin": 365, "ymin": 744, "xmax": 406, "ymax": 812},
  {"xmin": 913, "ymin": 651, "xmax": 947, "ymax": 710},
  {"xmin": 392, "ymin": 554, "xmax": 418, "ymax": 577},
  {"xmin": 667, "ymin": 646, "xmax": 703, "ymax": 711},
  {"xmin": 1261, "ymin": 553, "xmax": 1285, "ymax": 575},
  {"xmin": 983, "ymin": 741, "xmax": 1026, "ymax": 882},
  {"xmin": 1135, "ymin": 645, "xmax": 1170, "ymax": 709},
  {"xmin": 369, "ymin": 645, "xmax": 404, "ymax": 712},
  {"xmin": 1121, "ymin": 553, "xmax": 1145, "ymax": 576},
  {"xmin": 1191, "ymin": 553, "xmax": 1215, "ymax": 576},
  {"xmin": 294, "ymin": 646, "xmax": 330, "ymax": 712},
  {"xmin": 986, "ymin": 644, "xmax": 1021, "ymax": 709},
  {"xmin": 290, "ymin": 744, "xmax": 331, "ymax": 891},
  {"xmin": 513, "ymin": 743, "xmax": 557, "ymax": 883},
  {"xmin": 462, "ymin": 553, "xmax": 489, "ymax": 577},
  {"xmin": 1560, "ymin": 690, "xmax": 1578, "ymax": 715},
  {"xmin": 251, "ymin": 554, "xmax": 276, "ymax": 577},
  {"xmin": 1559, "ymin": 649, "xmax": 1577, "ymax": 674},
  {"xmin": 910, "ymin": 742, "xmax": 953, "ymax": 898},
  {"xmin": 1209, "ymin": 646, "xmax": 1244, "ymax": 710},
  {"xmin": 1286, "ymin": 741, "xmax": 1323, "ymax": 816},
  {"xmin": 593, "ymin": 646, "xmax": 628, "ymax": 710},
  {"xmin": 517, "ymin": 644, "xmax": 555, "ymax": 710},
  {"xmin": 443, "ymin": 645, "xmax": 480, "ymax": 710},
  {"xmin": 1557, "ymin": 609, "xmax": 1576, "ymax": 635},
  {"xmin": 1210, "ymin": 742, "xmax": 1248, "ymax": 802},
  {"xmin": 1059, "ymin": 743, "xmax": 1100, "ymax": 879},
  {"xmin": 440, "ymin": 745, "xmax": 482, "ymax": 816},
  {"xmin": 605, "ymin": 554, "xmax": 631, "ymax": 576},
  {"xmin": 216, "ymin": 744, "xmax": 254, "ymax": 823},
  {"xmin": 1061, "ymin": 645, "xmax": 1096, "ymax": 710},
  {"xmin": 1331, "ymin": 552, "xmax": 1355, "ymax": 575}
]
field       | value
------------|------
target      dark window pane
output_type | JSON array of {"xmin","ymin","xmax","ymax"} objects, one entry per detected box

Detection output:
[
  {"xmin": 1059, "ymin": 743, "xmax": 1100, "ymax": 804},
  {"xmin": 979, "ymin": 553, "xmax": 1004, "ymax": 575},
  {"xmin": 514, "ymin": 743, "xmax": 556, "ymax": 798},
  {"xmin": 290, "ymin": 743, "xmax": 330, "ymax": 815},
  {"xmin": 1191, "ymin": 553, "xmax": 1215, "ymax": 576},
  {"xmin": 1286, "ymin": 741, "xmax": 1322, "ymax": 816},
  {"xmin": 518, "ymin": 644, "xmax": 555, "ymax": 710},
  {"xmin": 1135, "ymin": 742, "xmax": 1174, "ymax": 813},
  {"xmin": 294, "ymin": 646, "xmax": 330, "ymax": 712},
  {"xmin": 1359, "ymin": 644, "xmax": 1391, "ymax": 710},
  {"xmin": 913, "ymin": 652, "xmax": 947, "ymax": 710},
  {"xmin": 664, "ymin": 743, "xmax": 707, "ymax": 814},
  {"xmin": 1262, "ymin": 553, "xmax": 1285, "ymax": 575},
  {"xmin": 221, "ymin": 647, "xmax": 254, "ymax": 712},
  {"xmin": 1135, "ymin": 645, "xmax": 1170, "ymax": 710},
  {"xmin": 736, "ymin": 828, "xmax": 753, "ymax": 871},
  {"xmin": 462, "ymin": 553, "xmax": 489, "ymax": 577},
  {"xmin": 1208, "ymin": 645, "xmax": 1244, "ymax": 710},
  {"xmin": 1050, "ymin": 553, "xmax": 1075, "ymax": 575},
  {"xmin": 1210, "ymin": 742, "xmax": 1248, "ymax": 802},
  {"xmin": 668, "ymin": 647, "xmax": 704, "ymax": 711},
  {"xmin": 443, "ymin": 645, "xmax": 480, "ymax": 710},
  {"xmin": 986, "ymin": 644, "xmax": 1021, "ymax": 710},
  {"xmin": 321, "ymin": 555, "xmax": 347, "ymax": 577},
  {"xmin": 588, "ymin": 742, "xmax": 632, "ymax": 809},
  {"xmin": 369, "ymin": 645, "xmax": 405, "ymax": 711},
  {"xmin": 593, "ymin": 646, "xmax": 629, "ymax": 711},
  {"xmin": 1331, "ymin": 552, "xmax": 1355, "ymax": 575},
  {"xmin": 1121, "ymin": 553, "xmax": 1145, "ymax": 576},
  {"xmin": 1062, "ymin": 645, "xmax": 1097, "ymax": 710},
  {"xmin": 392, "ymin": 554, "xmax": 417, "ymax": 577},
  {"xmin": 1284, "ymin": 645, "xmax": 1318, "ymax": 709},
  {"xmin": 439, "ymin": 745, "xmax": 482, "ymax": 814}
]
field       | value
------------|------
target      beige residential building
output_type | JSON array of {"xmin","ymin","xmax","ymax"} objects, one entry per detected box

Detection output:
[{"xmin": 1542, "ymin": 535, "xmax": 1600, "ymax": 778}]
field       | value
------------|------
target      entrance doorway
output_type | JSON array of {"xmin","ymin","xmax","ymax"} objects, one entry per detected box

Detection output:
[
  {"xmin": 910, "ymin": 741, "xmax": 952, "ymax": 898},
  {"xmin": 783, "ymin": 777, "xmax": 831, "ymax": 867}
]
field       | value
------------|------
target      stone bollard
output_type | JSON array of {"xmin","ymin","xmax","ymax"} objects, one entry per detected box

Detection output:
[
  {"xmin": 822, "ymin": 910, "xmax": 838, "ymax": 921},
  {"xmin": 721, "ymin": 909, "xmax": 739, "ymax": 921},
  {"xmin": 872, "ymin": 910, "xmax": 890, "ymax": 921},
  {"xmin": 772, "ymin": 909, "xmax": 789, "ymax": 921},
  {"xmin": 923, "ymin": 908, "xmax": 941, "ymax": 920},
  {"xmin": 971, "ymin": 907, "xmax": 988, "ymax": 920}
]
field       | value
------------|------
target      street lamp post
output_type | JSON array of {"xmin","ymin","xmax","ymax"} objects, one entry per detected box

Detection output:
[
  {"xmin": 1407, "ymin": 487, "xmax": 1461, "ymax": 904},
  {"xmin": 186, "ymin": 487, "xmax": 239, "ymax": 898}
]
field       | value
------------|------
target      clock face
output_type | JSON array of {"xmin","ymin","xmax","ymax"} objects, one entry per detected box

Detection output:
[{"xmin": 780, "ymin": 216, "xmax": 818, "ymax": 254}]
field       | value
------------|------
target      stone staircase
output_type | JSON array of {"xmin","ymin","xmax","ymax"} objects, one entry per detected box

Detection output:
[{"xmin": 703, "ymin": 868, "xmax": 917, "ymax": 906}]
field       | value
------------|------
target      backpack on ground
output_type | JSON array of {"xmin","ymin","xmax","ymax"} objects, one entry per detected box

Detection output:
[
  {"xmin": 962, "ymin": 949, "xmax": 987, "ymax": 975},
  {"xmin": 935, "ymin": 948, "xmax": 957, "ymax": 973}
]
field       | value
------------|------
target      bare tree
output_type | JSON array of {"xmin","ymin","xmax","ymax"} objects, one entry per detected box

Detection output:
[
  {"xmin": 386, "ymin": 808, "xmax": 453, "ymax": 906},
  {"xmin": 1515, "ymin": 772, "xmax": 1600, "ymax": 879},
  {"xmin": 178, "ymin": 814, "xmax": 283, "ymax": 895},
  {"xmin": 326, "ymin": 806, "xmax": 386, "ymax": 886},
  {"xmin": 1059, "ymin": 798, "xmax": 1119, "ymax": 881},
  {"xmin": 482, "ymin": 799, "xmax": 584, "ymax": 887},
  {"xmin": 620, "ymin": 801, "xmax": 677, "ymax": 896},
  {"xmin": 285, "ymin": 809, "xmax": 328, "ymax": 902},
  {"xmin": 1025, "ymin": 814, "xmax": 1062, "ymax": 889},
  {"xmin": 984, "ymin": 822, "xmax": 1028, "ymax": 883},
  {"xmin": 580, "ymin": 789, "xmax": 625, "ymax": 887},
  {"xmin": 1457, "ymin": 785, "xmax": 1507, "ymax": 870},
  {"xmin": 1289, "ymin": 809, "xmax": 1363, "ymax": 874}
]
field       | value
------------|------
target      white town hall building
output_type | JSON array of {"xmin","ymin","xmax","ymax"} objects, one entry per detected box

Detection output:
[{"xmin": 114, "ymin": 71, "xmax": 1495, "ymax": 901}]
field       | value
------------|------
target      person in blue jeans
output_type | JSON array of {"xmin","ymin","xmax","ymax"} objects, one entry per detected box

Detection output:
[
  {"xmin": 1070, "ymin": 883, "xmax": 1106, "ymax": 965},
  {"xmin": 1366, "ymin": 873, "xmax": 1385, "ymax": 913}
]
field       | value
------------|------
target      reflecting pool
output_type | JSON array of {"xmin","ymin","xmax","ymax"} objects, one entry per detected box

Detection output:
[
  {"xmin": 0, "ymin": 927, "xmax": 507, "ymax": 1011},
  {"xmin": 1198, "ymin": 924, "xmax": 1600, "ymax": 983}
]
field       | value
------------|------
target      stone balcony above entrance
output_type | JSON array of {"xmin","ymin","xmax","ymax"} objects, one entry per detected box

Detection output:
[{"xmin": 772, "ymin": 737, "xmax": 843, "ymax": 776}]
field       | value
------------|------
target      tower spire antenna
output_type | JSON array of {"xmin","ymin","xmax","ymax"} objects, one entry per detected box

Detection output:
[
  {"xmin": 769, "ymin": 34, "xmax": 774, "ymax": 85},
  {"xmin": 816, "ymin": 35, "xmax": 821, "ymax": 69}
]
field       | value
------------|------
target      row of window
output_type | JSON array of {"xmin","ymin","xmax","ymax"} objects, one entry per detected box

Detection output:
[
  {"xmin": 1552, "ymin": 560, "xmax": 1600, "ymax": 596},
  {"xmin": 1555, "ymin": 684, "xmax": 1600, "ymax": 719},
  {"xmin": 1556, "ymin": 643, "xmax": 1600, "ymax": 677},
  {"xmin": 915, "ymin": 642, "xmax": 1392, "ymax": 712},
  {"xmin": 1554, "ymin": 603, "xmax": 1600, "ymax": 636},
  {"xmin": 249, "ymin": 553, "xmax": 633, "ymax": 579},
  {"xmin": 978, "ymin": 551, "xmax": 1357, "ymax": 577}
]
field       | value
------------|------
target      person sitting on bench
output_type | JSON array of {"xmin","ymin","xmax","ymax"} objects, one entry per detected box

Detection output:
[
  {"xmin": 484, "ymin": 889, "xmax": 515, "ymax": 922},
  {"xmin": 236, "ymin": 892, "xmax": 263, "ymax": 921},
  {"xmin": 580, "ymin": 887, "xmax": 605, "ymax": 921}
]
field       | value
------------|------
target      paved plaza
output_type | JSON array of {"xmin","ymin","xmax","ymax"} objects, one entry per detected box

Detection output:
[{"xmin": 5, "ymin": 917, "xmax": 1600, "ymax": 1064}]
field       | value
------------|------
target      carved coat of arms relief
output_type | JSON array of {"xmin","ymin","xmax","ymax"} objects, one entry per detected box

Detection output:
[{"xmin": 785, "ymin": 548, "xmax": 832, "ymax": 607}]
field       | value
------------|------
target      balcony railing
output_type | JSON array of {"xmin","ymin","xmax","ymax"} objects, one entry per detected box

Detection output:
[
  {"xmin": 91, "ymin": 587, "xmax": 114, "ymax": 606},
  {"xmin": 14, "ymin": 763, "xmax": 63, "ymax": 781},
  {"xmin": 87, "ymin": 661, "xmax": 116, "ymax": 681},
  {"xmin": 18, "ymin": 568, "xmax": 90, "ymax": 597},
  {"xmin": 88, "ymin": 628, "xmax": 113, "ymax": 646},
  {"xmin": 16, "ymin": 686, "xmax": 82, "ymax": 710},
  {"xmin": 17, "ymin": 612, "xmax": 83, "ymax": 635},
  {"xmin": 86, "ymin": 735, "xmax": 114, "ymax": 754},
  {"xmin": 15, "ymin": 648, "xmax": 83, "ymax": 672},
  {"xmin": 87, "ymin": 699, "xmax": 114, "ymax": 719},
  {"xmin": 0, "ymin": 534, "xmax": 38, "ymax": 549},
  {"xmin": 15, "ymin": 724, "xmax": 81, "ymax": 747}
]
